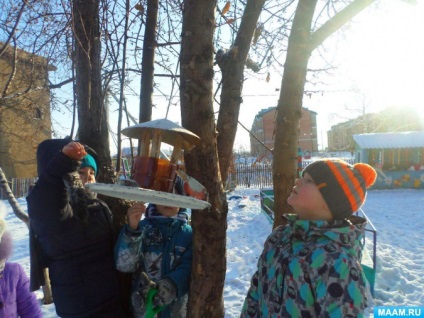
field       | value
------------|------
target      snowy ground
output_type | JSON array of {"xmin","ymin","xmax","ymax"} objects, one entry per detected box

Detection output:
[{"xmin": 1, "ymin": 188, "xmax": 423, "ymax": 317}]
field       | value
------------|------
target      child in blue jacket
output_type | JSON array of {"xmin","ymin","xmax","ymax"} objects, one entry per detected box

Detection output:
[{"xmin": 115, "ymin": 176, "xmax": 192, "ymax": 318}]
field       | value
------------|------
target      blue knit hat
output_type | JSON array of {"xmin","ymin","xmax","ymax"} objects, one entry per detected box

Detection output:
[{"xmin": 81, "ymin": 154, "xmax": 98, "ymax": 176}]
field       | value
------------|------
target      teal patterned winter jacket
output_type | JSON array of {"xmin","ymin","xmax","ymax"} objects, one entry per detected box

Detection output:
[{"xmin": 241, "ymin": 214, "xmax": 369, "ymax": 318}]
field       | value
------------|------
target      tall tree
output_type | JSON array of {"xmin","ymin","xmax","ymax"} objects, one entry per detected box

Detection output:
[
  {"xmin": 216, "ymin": 0, "xmax": 267, "ymax": 184},
  {"xmin": 180, "ymin": 0, "xmax": 228, "ymax": 316},
  {"xmin": 71, "ymin": 0, "xmax": 135, "ymax": 225},
  {"xmin": 272, "ymin": 0, "xmax": 376, "ymax": 228},
  {"xmin": 139, "ymin": 0, "xmax": 159, "ymax": 125},
  {"xmin": 72, "ymin": 0, "xmax": 113, "ymax": 181},
  {"xmin": 72, "ymin": 1, "xmax": 135, "ymax": 314}
]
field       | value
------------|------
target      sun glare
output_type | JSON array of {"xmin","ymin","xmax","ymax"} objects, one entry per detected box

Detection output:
[{"xmin": 338, "ymin": 1, "xmax": 424, "ymax": 117}]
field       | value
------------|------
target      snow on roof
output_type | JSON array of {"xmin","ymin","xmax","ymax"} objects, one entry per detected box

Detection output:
[{"xmin": 353, "ymin": 131, "xmax": 424, "ymax": 149}]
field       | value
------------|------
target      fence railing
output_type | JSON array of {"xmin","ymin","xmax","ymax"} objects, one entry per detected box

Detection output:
[
  {"xmin": 228, "ymin": 164, "xmax": 273, "ymax": 188},
  {"xmin": 1, "ymin": 159, "xmax": 356, "ymax": 199},
  {"xmin": 0, "ymin": 177, "xmax": 38, "ymax": 200},
  {"xmin": 229, "ymin": 158, "xmax": 355, "ymax": 188}
]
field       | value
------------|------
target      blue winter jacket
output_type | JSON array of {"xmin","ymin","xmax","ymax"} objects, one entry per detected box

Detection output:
[
  {"xmin": 115, "ymin": 204, "xmax": 192, "ymax": 318},
  {"xmin": 26, "ymin": 151, "xmax": 123, "ymax": 318}
]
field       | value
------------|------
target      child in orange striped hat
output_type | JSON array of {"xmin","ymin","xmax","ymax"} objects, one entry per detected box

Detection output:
[
  {"xmin": 241, "ymin": 159, "xmax": 376, "ymax": 318},
  {"xmin": 290, "ymin": 159, "xmax": 377, "ymax": 221}
]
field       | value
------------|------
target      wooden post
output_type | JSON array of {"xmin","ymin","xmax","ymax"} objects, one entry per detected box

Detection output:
[
  {"xmin": 140, "ymin": 132, "xmax": 151, "ymax": 157},
  {"xmin": 170, "ymin": 139, "xmax": 183, "ymax": 164},
  {"xmin": 42, "ymin": 268, "xmax": 53, "ymax": 304},
  {"xmin": 150, "ymin": 129, "xmax": 162, "ymax": 158},
  {"xmin": 382, "ymin": 149, "xmax": 385, "ymax": 166}
]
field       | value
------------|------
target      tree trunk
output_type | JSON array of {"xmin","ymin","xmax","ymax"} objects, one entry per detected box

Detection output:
[
  {"xmin": 41, "ymin": 268, "xmax": 54, "ymax": 304},
  {"xmin": 139, "ymin": 0, "xmax": 158, "ymax": 125},
  {"xmin": 115, "ymin": 0, "xmax": 130, "ymax": 175},
  {"xmin": 272, "ymin": 0, "xmax": 317, "ymax": 228},
  {"xmin": 72, "ymin": 0, "xmax": 131, "ymax": 226},
  {"xmin": 72, "ymin": 0, "xmax": 113, "ymax": 184},
  {"xmin": 272, "ymin": 0, "xmax": 376, "ymax": 229},
  {"xmin": 0, "ymin": 167, "xmax": 53, "ymax": 303},
  {"xmin": 0, "ymin": 168, "xmax": 29, "ymax": 225},
  {"xmin": 72, "ymin": 1, "xmax": 132, "ymax": 314},
  {"xmin": 180, "ymin": 1, "xmax": 227, "ymax": 317},
  {"xmin": 216, "ymin": 0, "xmax": 266, "ymax": 184}
]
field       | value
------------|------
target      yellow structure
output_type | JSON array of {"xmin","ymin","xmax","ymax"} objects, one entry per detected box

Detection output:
[{"xmin": 0, "ymin": 44, "xmax": 52, "ymax": 178}]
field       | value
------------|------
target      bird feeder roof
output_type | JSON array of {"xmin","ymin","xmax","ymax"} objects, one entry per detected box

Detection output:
[{"xmin": 121, "ymin": 118, "xmax": 200, "ymax": 151}]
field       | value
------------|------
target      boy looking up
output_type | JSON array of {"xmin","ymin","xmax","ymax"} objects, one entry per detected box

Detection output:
[{"xmin": 241, "ymin": 159, "xmax": 377, "ymax": 318}]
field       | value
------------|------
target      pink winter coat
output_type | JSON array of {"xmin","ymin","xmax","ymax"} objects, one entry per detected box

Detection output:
[{"xmin": 0, "ymin": 262, "xmax": 42, "ymax": 318}]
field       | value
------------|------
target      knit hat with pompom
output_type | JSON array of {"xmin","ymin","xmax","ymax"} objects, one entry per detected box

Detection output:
[{"xmin": 303, "ymin": 159, "xmax": 377, "ymax": 220}]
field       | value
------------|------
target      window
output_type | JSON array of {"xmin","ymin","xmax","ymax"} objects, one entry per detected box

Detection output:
[{"xmin": 34, "ymin": 108, "xmax": 42, "ymax": 119}]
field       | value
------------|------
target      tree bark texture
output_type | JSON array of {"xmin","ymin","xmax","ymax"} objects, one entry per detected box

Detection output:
[
  {"xmin": 0, "ymin": 167, "xmax": 29, "ymax": 225},
  {"xmin": 139, "ymin": 0, "xmax": 158, "ymax": 124},
  {"xmin": 272, "ymin": 0, "xmax": 317, "ymax": 229},
  {"xmin": 72, "ymin": 0, "xmax": 113, "ymax": 183},
  {"xmin": 216, "ymin": 0, "xmax": 266, "ymax": 184},
  {"xmin": 180, "ymin": 0, "xmax": 227, "ymax": 317},
  {"xmin": 72, "ymin": 9, "xmax": 132, "ymax": 303},
  {"xmin": 272, "ymin": 0, "xmax": 376, "ymax": 229}
]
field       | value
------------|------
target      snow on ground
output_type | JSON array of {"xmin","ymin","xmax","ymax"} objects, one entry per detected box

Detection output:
[{"xmin": 1, "ymin": 188, "xmax": 423, "ymax": 317}]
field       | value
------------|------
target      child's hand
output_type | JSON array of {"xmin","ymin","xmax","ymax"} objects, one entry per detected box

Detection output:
[
  {"xmin": 127, "ymin": 202, "xmax": 145, "ymax": 230},
  {"xmin": 62, "ymin": 142, "xmax": 87, "ymax": 161},
  {"xmin": 152, "ymin": 278, "xmax": 177, "ymax": 307}
]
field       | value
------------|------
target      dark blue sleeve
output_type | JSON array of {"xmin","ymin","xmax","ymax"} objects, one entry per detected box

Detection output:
[
  {"xmin": 26, "ymin": 151, "xmax": 79, "ymax": 223},
  {"xmin": 26, "ymin": 151, "xmax": 81, "ymax": 259}
]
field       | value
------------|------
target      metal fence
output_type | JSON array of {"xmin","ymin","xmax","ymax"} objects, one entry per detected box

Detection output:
[
  {"xmin": 1, "ymin": 159, "xmax": 356, "ymax": 198},
  {"xmin": 0, "ymin": 177, "xmax": 38, "ymax": 200},
  {"xmin": 229, "ymin": 164, "xmax": 273, "ymax": 188},
  {"xmin": 229, "ymin": 158, "xmax": 355, "ymax": 188}
]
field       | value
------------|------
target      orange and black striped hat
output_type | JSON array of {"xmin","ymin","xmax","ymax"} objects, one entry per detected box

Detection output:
[{"xmin": 303, "ymin": 159, "xmax": 377, "ymax": 220}]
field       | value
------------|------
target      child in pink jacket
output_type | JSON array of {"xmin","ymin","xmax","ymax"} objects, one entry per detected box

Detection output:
[{"xmin": 0, "ymin": 219, "xmax": 42, "ymax": 318}]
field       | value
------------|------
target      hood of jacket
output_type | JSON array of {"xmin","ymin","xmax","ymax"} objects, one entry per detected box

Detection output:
[
  {"xmin": 281, "ymin": 214, "xmax": 367, "ymax": 260},
  {"xmin": 145, "ymin": 203, "xmax": 189, "ymax": 224}
]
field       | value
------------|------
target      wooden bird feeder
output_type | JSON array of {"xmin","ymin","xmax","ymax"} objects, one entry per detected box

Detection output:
[{"xmin": 121, "ymin": 118, "xmax": 200, "ymax": 193}]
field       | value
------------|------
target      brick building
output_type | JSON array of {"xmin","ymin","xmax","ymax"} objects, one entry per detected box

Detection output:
[
  {"xmin": 250, "ymin": 107, "xmax": 318, "ymax": 157},
  {"xmin": 327, "ymin": 107, "xmax": 423, "ymax": 152},
  {"xmin": 0, "ymin": 44, "xmax": 52, "ymax": 178}
]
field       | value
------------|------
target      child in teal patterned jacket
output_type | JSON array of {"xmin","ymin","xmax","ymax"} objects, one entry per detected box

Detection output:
[{"xmin": 241, "ymin": 159, "xmax": 377, "ymax": 318}]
